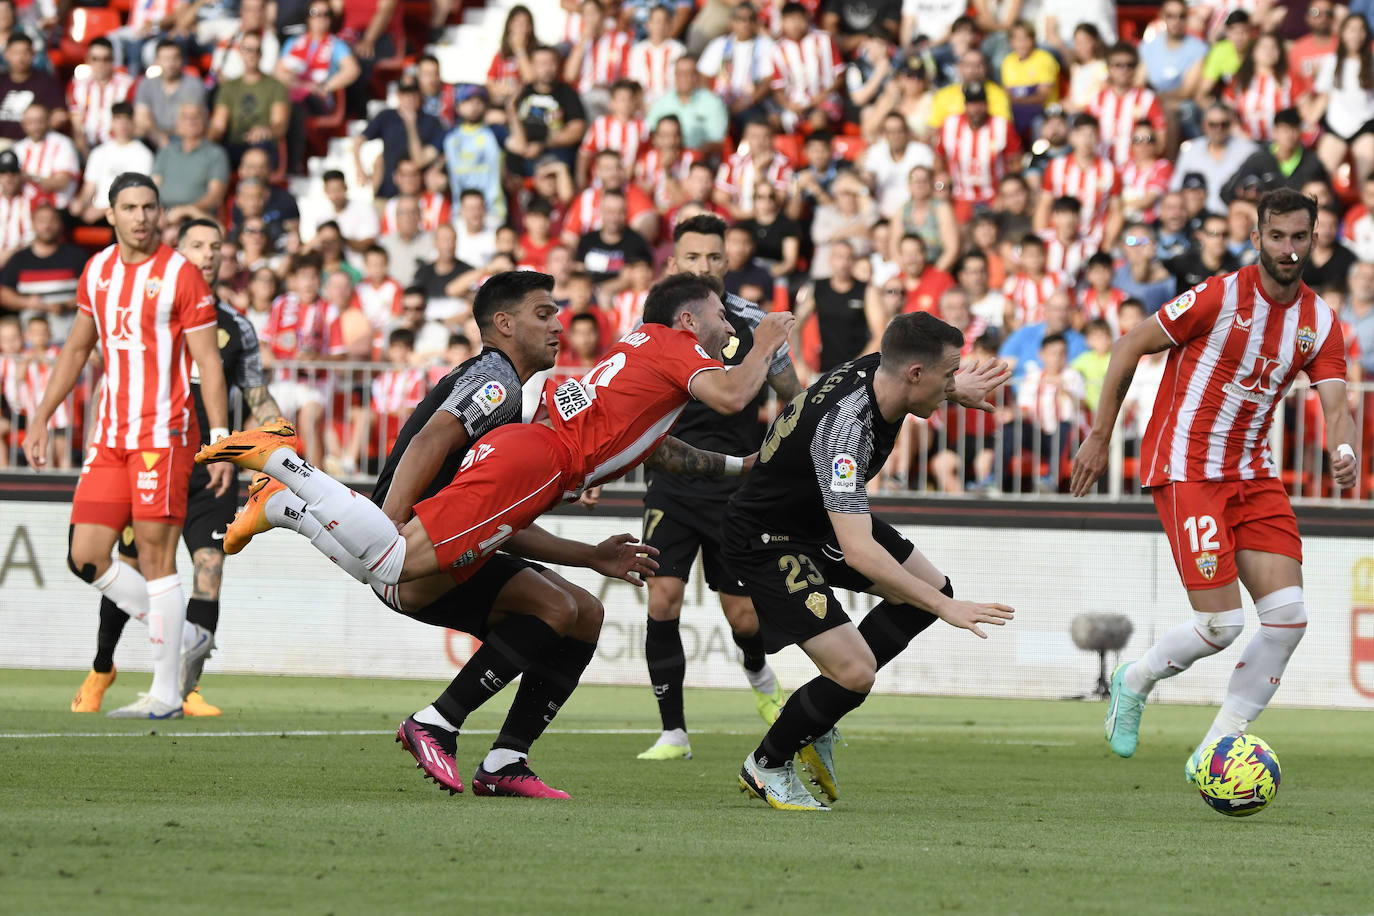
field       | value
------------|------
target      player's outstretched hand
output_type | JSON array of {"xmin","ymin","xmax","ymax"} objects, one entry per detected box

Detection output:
[
  {"xmin": 23, "ymin": 425, "xmax": 50, "ymax": 469},
  {"xmin": 591, "ymin": 533, "xmax": 660, "ymax": 586},
  {"xmin": 753, "ymin": 311, "xmax": 796, "ymax": 356},
  {"xmin": 936, "ymin": 599, "xmax": 1015, "ymax": 639},
  {"xmin": 1069, "ymin": 433, "xmax": 1109, "ymax": 497},
  {"xmin": 949, "ymin": 358, "xmax": 1012, "ymax": 412},
  {"xmin": 207, "ymin": 462, "xmax": 235, "ymax": 496},
  {"xmin": 578, "ymin": 485, "xmax": 602, "ymax": 510},
  {"xmin": 1332, "ymin": 446, "xmax": 1359, "ymax": 490}
]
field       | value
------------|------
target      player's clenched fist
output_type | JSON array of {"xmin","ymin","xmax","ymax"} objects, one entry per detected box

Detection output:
[{"xmin": 753, "ymin": 311, "xmax": 795, "ymax": 354}]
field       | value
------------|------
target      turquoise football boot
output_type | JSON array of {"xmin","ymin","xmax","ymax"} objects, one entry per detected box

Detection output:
[{"xmin": 1104, "ymin": 662, "xmax": 1147, "ymax": 757}]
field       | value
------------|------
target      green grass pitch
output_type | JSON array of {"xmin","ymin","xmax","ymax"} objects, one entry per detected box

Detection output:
[{"xmin": 2, "ymin": 669, "xmax": 1371, "ymax": 915}]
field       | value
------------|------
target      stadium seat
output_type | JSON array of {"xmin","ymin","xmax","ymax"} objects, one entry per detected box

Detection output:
[
  {"xmin": 832, "ymin": 135, "xmax": 866, "ymax": 162},
  {"xmin": 72, "ymin": 226, "xmax": 114, "ymax": 250},
  {"xmin": 53, "ymin": 7, "xmax": 123, "ymax": 69},
  {"xmin": 772, "ymin": 134, "xmax": 804, "ymax": 168},
  {"xmin": 369, "ymin": 23, "xmax": 410, "ymax": 97},
  {"xmin": 305, "ymin": 90, "xmax": 348, "ymax": 159}
]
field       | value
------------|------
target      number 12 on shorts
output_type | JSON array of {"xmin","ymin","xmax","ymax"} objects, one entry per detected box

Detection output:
[{"xmin": 1183, "ymin": 515, "xmax": 1220, "ymax": 553}]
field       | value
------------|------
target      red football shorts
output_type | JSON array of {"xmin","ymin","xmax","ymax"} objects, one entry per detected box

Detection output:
[
  {"xmin": 413, "ymin": 423, "xmax": 578, "ymax": 585},
  {"xmin": 71, "ymin": 442, "xmax": 196, "ymax": 529},
  {"xmin": 1152, "ymin": 478, "xmax": 1302, "ymax": 591}
]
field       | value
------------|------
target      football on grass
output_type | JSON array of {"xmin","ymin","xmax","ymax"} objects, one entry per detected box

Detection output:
[{"xmin": 1194, "ymin": 733, "xmax": 1282, "ymax": 817}]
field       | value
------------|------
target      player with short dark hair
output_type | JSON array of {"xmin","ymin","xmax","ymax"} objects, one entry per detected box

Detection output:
[
  {"xmin": 72, "ymin": 217, "xmax": 285, "ymax": 717},
  {"xmin": 729, "ymin": 312, "xmax": 1015, "ymax": 810},
  {"xmin": 636, "ymin": 213, "xmax": 804, "ymax": 761},
  {"xmin": 1073, "ymin": 187, "xmax": 1357, "ymax": 780}
]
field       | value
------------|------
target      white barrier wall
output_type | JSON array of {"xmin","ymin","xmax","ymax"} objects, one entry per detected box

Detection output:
[{"xmin": 3, "ymin": 501, "xmax": 1373, "ymax": 709}]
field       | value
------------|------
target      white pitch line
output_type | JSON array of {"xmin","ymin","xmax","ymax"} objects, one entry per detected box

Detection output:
[{"xmin": 0, "ymin": 727, "xmax": 739, "ymax": 740}]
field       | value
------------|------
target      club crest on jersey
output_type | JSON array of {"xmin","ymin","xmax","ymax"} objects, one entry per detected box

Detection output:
[
  {"xmin": 473, "ymin": 380, "xmax": 506, "ymax": 416},
  {"xmin": 145, "ymin": 276, "xmax": 162, "ymax": 299},
  {"xmin": 1297, "ymin": 326, "xmax": 1317, "ymax": 354},
  {"xmin": 1163, "ymin": 289, "xmax": 1196, "ymax": 321},
  {"xmin": 1195, "ymin": 551, "xmax": 1218, "ymax": 581},
  {"xmin": 805, "ymin": 592, "xmax": 828, "ymax": 619},
  {"xmin": 831, "ymin": 454, "xmax": 857, "ymax": 492}
]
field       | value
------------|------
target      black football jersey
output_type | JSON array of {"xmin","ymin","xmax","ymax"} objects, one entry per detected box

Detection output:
[{"xmin": 191, "ymin": 302, "xmax": 267, "ymax": 446}]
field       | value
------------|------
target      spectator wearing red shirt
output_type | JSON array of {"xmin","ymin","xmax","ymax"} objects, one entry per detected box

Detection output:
[
  {"xmin": 1002, "ymin": 234, "xmax": 1063, "ymax": 331},
  {"xmin": 1035, "ymin": 112, "xmax": 1123, "ymax": 250},
  {"xmin": 714, "ymin": 118, "xmax": 794, "ymax": 220},
  {"xmin": 1088, "ymin": 43, "xmax": 1166, "ymax": 169},
  {"xmin": 565, "ymin": 0, "xmax": 633, "ymax": 118},
  {"xmin": 557, "ymin": 270, "xmax": 617, "ymax": 352},
  {"xmin": 338, "ymin": 0, "xmax": 405, "ymax": 117},
  {"xmin": 577, "ymin": 79, "xmax": 648, "ymax": 187},
  {"xmin": 934, "ymin": 81, "xmax": 1021, "ymax": 223},
  {"xmin": 486, "ymin": 5, "xmax": 536, "ymax": 111},
  {"xmin": 561, "ymin": 149, "xmax": 659, "ymax": 245},
  {"xmin": 259, "ymin": 253, "xmax": 340, "ymax": 461},
  {"xmin": 1289, "ymin": 0, "xmax": 1338, "ymax": 99},
  {"xmin": 635, "ymin": 114, "xmax": 698, "ymax": 213},
  {"xmin": 517, "ymin": 198, "xmax": 559, "ymax": 271},
  {"xmin": 1079, "ymin": 252, "xmax": 1127, "ymax": 335},
  {"xmin": 556, "ymin": 310, "xmax": 604, "ymax": 375},
  {"xmin": 1040, "ymin": 196, "xmax": 1090, "ymax": 285},
  {"xmin": 890, "ymin": 233, "xmax": 954, "ymax": 317}
]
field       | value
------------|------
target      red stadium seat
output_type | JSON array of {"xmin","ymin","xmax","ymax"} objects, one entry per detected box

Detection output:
[
  {"xmin": 772, "ymin": 133, "xmax": 804, "ymax": 168},
  {"xmin": 305, "ymin": 90, "xmax": 347, "ymax": 159},
  {"xmin": 53, "ymin": 7, "xmax": 124, "ymax": 69},
  {"xmin": 832, "ymin": 135, "xmax": 866, "ymax": 162},
  {"xmin": 72, "ymin": 226, "xmax": 114, "ymax": 249}
]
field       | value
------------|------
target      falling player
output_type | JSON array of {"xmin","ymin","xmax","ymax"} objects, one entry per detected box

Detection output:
[
  {"xmin": 727, "ymin": 312, "xmax": 1015, "ymax": 811},
  {"xmin": 638, "ymin": 214, "xmax": 803, "ymax": 762},
  {"xmin": 26, "ymin": 173, "xmax": 232, "ymax": 719},
  {"xmin": 1071, "ymin": 188, "xmax": 1358, "ymax": 779},
  {"xmin": 70, "ymin": 218, "xmax": 284, "ymax": 717},
  {"xmin": 197, "ymin": 273, "xmax": 794, "ymax": 793}
]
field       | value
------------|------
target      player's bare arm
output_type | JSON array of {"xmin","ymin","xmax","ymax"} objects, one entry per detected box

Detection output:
[
  {"xmin": 643, "ymin": 435, "xmax": 753, "ymax": 476},
  {"xmin": 767, "ymin": 362, "xmax": 804, "ymax": 402},
  {"xmin": 948, "ymin": 358, "xmax": 1012, "ymax": 412},
  {"xmin": 23, "ymin": 311, "xmax": 98, "ymax": 468},
  {"xmin": 379, "ymin": 410, "xmax": 471, "ymax": 527},
  {"xmin": 828, "ymin": 511, "xmax": 1014, "ymax": 638},
  {"xmin": 504, "ymin": 524, "xmax": 661, "ymax": 586},
  {"xmin": 243, "ymin": 385, "xmax": 284, "ymax": 428},
  {"xmin": 1316, "ymin": 379, "xmax": 1360, "ymax": 489},
  {"xmin": 690, "ymin": 311, "xmax": 796, "ymax": 414},
  {"xmin": 1070, "ymin": 315, "xmax": 1175, "ymax": 496},
  {"xmin": 186, "ymin": 324, "xmax": 234, "ymax": 496}
]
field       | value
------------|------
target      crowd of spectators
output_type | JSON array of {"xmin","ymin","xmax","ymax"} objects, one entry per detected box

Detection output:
[{"xmin": 2, "ymin": 0, "xmax": 1374, "ymax": 491}]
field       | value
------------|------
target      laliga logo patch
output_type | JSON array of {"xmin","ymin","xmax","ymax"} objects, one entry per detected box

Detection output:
[
  {"xmin": 695, "ymin": 344, "xmax": 711, "ymax": 360},
  {"xmin": 473, "ymin": 380, "xmax": 506, "ymax": 415},
  {"xmin": 830, "ymin": 454, "xmax": 857, "ymax": 493},
  {"xmin": 806, "ymin": 592, "xmax": 828, "ymax": 619},
  {"xmin": 1296, "ymin": 326, "xmax": 1316, "ymax": 354},
  {"xmin": 1164, "ymin": 289, "xmax": 1196, "ymax": 321},
  {"xmin": 145, "ymin": 276, "xmax": 162, "ymax": 299},
  {"xmin": 1196, "ymin": 551, "xmax": 1218, "ymax": 581}
]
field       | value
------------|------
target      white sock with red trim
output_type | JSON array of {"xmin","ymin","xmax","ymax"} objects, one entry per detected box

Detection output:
[
  {"xmin": 263, "ymin": 449, "xmax": 405, "ymax": 583},
  {"xmin": 1124, "ymin": 608, "xmax": 1245, "ymax": 696},
  {"xmin": 146, "ymin": 573, "xmax": 185, "ymax": 707},
  {"xmin": 93, "ymin": 561, "xmax": 149, "ymax": 624},
  {"xmin": 265, "ymin": 489, "xmax": 370, "ymax": 584},
  {"xmin": 1203, "ymin": 587, "xmax": 1306, "ymax": 745}
]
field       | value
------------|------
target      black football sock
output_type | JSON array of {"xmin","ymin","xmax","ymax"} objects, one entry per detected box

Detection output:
[
  {"xmin": 754, "ymin": 676, "xmax": 866, "ymax": 769},
  {"xmin": 644, "ymin": 616, "xmax": 687, "ymax": 731},
  {"xmin": 93, "ymin": 597, "xmax": 129, "ymax": 673},
  {"xmin": 731, "ymin": 628, "xmax": 767, "ymax": 673},
  {"xmin": 492, "ymin": 637, "xmax": 597, "ymax": 755},
  {"xmin": 431, "ymin": 615, "xmax": 561, "ymax": 730},
  {"xmin": 185, "ymin": 597, "xmax": 220, "ymax": 634},
  {"xmin": 858, "ymin": 598, "xmax": 942, "ymax": 670}
]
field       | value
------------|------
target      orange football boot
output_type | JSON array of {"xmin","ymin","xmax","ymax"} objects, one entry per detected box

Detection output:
[{"xmin": 195, "ymin": 418, "xmax": 299, "ymax": 471}]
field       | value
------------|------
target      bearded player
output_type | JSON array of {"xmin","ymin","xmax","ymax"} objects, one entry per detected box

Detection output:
[
  {"xmin": 1071, "ymin": 188, "xmax": 1358, "ymax": 780},
  {"xmin": 26, "ymin": 173, "xmax": 232, "ymax": 719},
  {"xmin": 198, "ymin": 274, "xmax": 794, "ymax": 792}
]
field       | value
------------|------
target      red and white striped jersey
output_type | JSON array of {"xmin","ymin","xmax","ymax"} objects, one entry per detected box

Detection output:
[
  {"xmin": 576, "ymin": 29, "xmax": 632, "ymax": 95},
  {"xmin": 611, "ymin": 288, "xmax": 648, "ymax": 336},
  {"xmin": 487, "ymin": 52, "xmax": 521, "ymax": 86},
  {"xmin": 700, "ymin": 35, "xmax": 781, "ymax": 107},
  {"xmin": 935, "ymin": 114, "xmax": 1021, "ymax": 205},
  {"xmin": 771, "ymin": 29, "xmax": 841, "ymax": 108},
  {"xmin": 1120, "ymin": 157, "xmax": 1173, "ymax": 223},
  {"xmin": 1141, "ymin": 266, "xmax": 1348, "ymax": 485},
  {"xmin": 67, "ymin": 70, "xmax": 135, "ymax": 148},
  {"xmin": 261, "ymin": 293, "xmax": 345, "ymax": 366},
  {"xmin": 352, "ymin": 278, "xmax": 403, "ymax": 331},
  {"xmin": 1040, "ymin": 229, "xmax": 1090, "ymax": 284},
  {"xmin": 1017, "ymin": 365, "xmax": 1086, "ymax": 432},
  {"xmin": 561, "ymin": 183, "xmax": 656, "ymax": 237},
  {"xmin": 128, "ymin": 0, "xmax": 173, "ymax": 32},
  {"xmin": 715, "ymin": 152, "xmax": 794, "ymax": 216},
  {"xmin": 626, "ymin": 38, "xmax": 685, "ymax": 106},
  {"xmin": 636, "ymin": 146, "xmax": 698, "ymax": 210},
  {"xmin": 371, "ymin": 366, "xmax": 426, "ymax": 414},
  {"xmin": 77, "ymin": 243, "xmax": 217, "ymax": 449},
  {"xmin": 1041, "ymin": 155, "xmax": 1121, "ymax": 245},
  {"xmin": 1080, "ymin": 286, "xmax": 1127, "ymax": 334},
  {"xmin": 562, "ymin": 10, "xmax": 583, "ymax": 45},
  {"xmin": 16, "ymin": 346, "xmax": 72, "ymax": 428},
  {"xmin": 1088, "ymin": 86, "xmax": 1165, "ymax": 168},
  {"xmin": 14, "ymin": 131, "xmax": 81, "ymax": 209},
  {"xmin": 380, "ymin": 192, "xmax": 451, "ymax": 235},
  {"xmin": 0, "ymin": 190, "xmax": 35, "ymax": 253},
  {"xmin": 1224, "ymin": 73, "xmax": 1291, "ymax": 143},
  {"xmin": 580, "ymin": 115, "xmax": 649, "ymax": 172},
  {"xmin": 543, "ymin": 322, "xmax": 724, "ymax": 489},
  {"xmin": 1003, "ymin": 271, "xmax": 1063, "ymax": 327}
]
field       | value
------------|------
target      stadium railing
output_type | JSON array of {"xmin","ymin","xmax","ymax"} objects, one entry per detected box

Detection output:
[{"xmin": 3, "ymin": 359, "xmax": 1371, "ymax": 506}]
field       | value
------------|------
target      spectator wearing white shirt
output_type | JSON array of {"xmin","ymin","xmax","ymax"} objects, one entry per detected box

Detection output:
[
  {"xmin": 70, "ymin": 102, "xmax": 153, "ymax": 224},
  {"xmin": 454, "ymin": 189, "xmax": 497, "ymax": 267},
  {"xmin": 309, "ymin": 169, "xmax": 381, "ymax": 268},
  {"xmin": 0, "ymin": 150, "xmax": 35, "ymax": 269},
  {"xmin": 861, "ymin": 112, "xmax": 935, "ymax": 218},
  {"xmin": 697, "ymin": 3, "xmax": 779, "ymax": 126}
]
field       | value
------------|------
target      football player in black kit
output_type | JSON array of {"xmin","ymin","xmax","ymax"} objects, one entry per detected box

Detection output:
[
  {"xmin": 71, "ymin": 219, "xmax": 284, "ymax": 717},
  {"xmin": 727, "ymin": 312, "xmax": 1016, "ymax": 810},
  {"xmin": 636, "ymin": 214, "xmax": 805, "ymax": 761}
]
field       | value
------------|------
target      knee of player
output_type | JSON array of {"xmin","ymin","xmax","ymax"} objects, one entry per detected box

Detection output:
[
  {"xmin": 571, "ymin": 587, "xmax": 605, "ymax": 636},
  {"xmin": 835, "ymin": 649, "xmax": 877, "ymax": 694},
  {"xmin": 1255, "ymin": 586, "xmax": 1307, "ymax": 647},
  {"xmin": 1192, "ymin": 607, "xmax": 1245, "ymax": 649},
  {"xmin": 66, "ymin": 527, "xmax": 105, "ymax": 583},
  {"xmin": 539, "ymin": 587, "xmax": 580, "ymax": 634}
]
